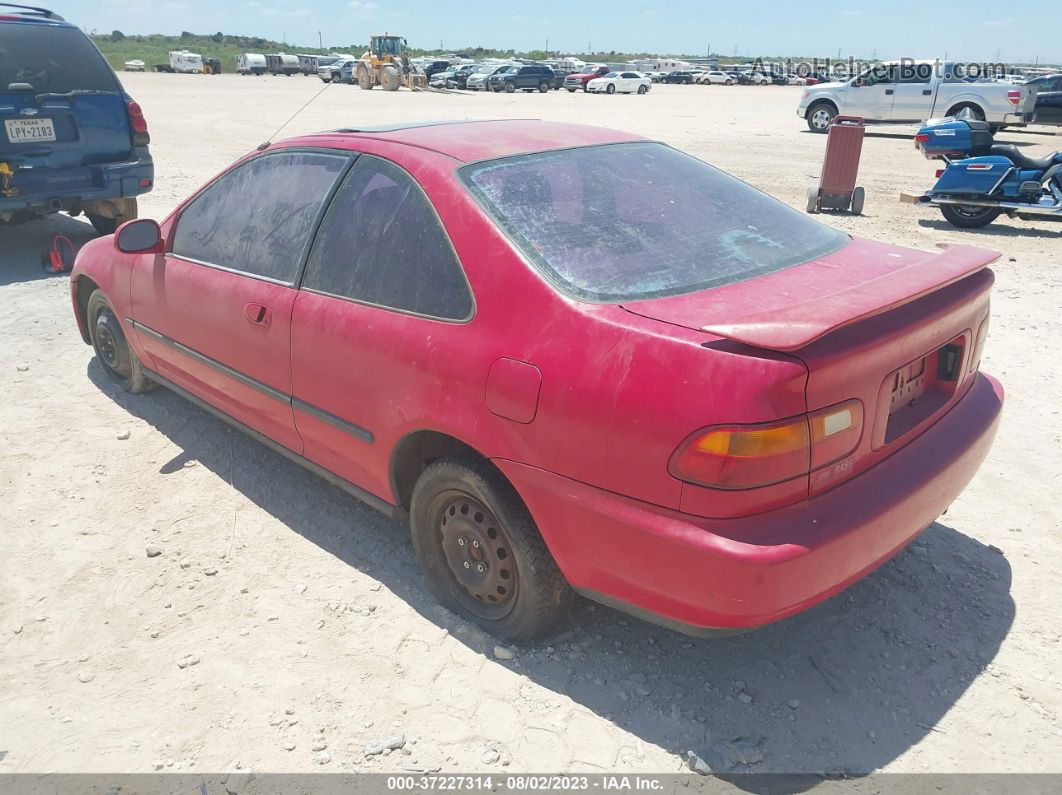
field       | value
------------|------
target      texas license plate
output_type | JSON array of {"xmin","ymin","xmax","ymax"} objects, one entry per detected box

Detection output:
[{"xmin": 5, "ymin": 117, "xmax": 56, "ymax": 143}]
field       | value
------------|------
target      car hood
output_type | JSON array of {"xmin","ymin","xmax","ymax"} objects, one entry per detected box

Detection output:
[{"xmin": 619, "ymin": 239, "xmax": 1000, "ymax": 352}]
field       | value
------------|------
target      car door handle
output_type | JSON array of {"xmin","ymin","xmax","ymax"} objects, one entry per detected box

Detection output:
[
  {"xmin": 922, "ymin": 89, "xmax": 933, "ymax": 95},
  {"xmin": 243, "ymin": 302, "xmax": 270, "ymax": 326},
  {"xmin": 885, "ymin": 89, "xmax": 894, "ymax": 95}
]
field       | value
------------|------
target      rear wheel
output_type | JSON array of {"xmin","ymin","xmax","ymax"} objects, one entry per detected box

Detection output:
[
  {"xmin": 87, "ymin": 290, "xmax": 155, "ymax": 394},
  {"xmin": 87, "ymin": 198, "xmax": 137, "ymax": 237},
  {"xmin": 410, "ymin": 456, "xmax": 573, "ymax": 641},
  {"xmin": 637, "ymin": 84, "xmax": 648, "ymax": 94},
  {"xmin": 946, "ymin": 103, "xmax": 985, "ymax": 122},
  {"xmin": 565, "ymin": 87, "xmax": 575, "ymax": 93},
  {"xmin": 940, "ymin": 203, "xmax": 1000, "ymax": 228},
  {"xmin": 850, "ymin": 186, "xmax": 865, "ymax": 216},
  {"xmin": 806, "ymin": 181, "xmax": 821, "ymax": 213}
]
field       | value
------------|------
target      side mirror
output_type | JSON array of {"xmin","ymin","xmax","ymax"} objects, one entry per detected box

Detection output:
[
  {"xmin": 854, "ymin": 79, "xmax": 864, "ymax": 87},
  {"xmin": 114, "ymin": 218, "xmax": 165, "ymax": 254}
]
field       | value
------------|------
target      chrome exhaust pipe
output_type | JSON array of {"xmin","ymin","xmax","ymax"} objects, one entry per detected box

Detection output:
[{"xmin": 930, "ymin": 197, "xmax": 1062, "ymax": 216}]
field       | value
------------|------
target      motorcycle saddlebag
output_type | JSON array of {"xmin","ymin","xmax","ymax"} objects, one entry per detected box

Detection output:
[{"xmin": 932, "ymin": 155, "xmax": 1013, "ymax": 195}]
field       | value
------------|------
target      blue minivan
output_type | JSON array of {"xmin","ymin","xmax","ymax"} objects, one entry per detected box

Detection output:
[{"xmin": 0, "ymin": 4, "xmax": 153, "ymax": 234}]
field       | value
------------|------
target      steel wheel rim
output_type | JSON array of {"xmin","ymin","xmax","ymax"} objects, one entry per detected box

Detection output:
[
  {"xmin": 433, "ymin": 490, "xmax": 517, "ymax": 620},
  {"xmin": 95, "ymin": 314, "xmax": 121, "ymax": 371}
]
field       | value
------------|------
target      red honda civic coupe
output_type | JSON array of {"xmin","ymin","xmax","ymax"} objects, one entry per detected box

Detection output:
[{"xmin": 70, "ymin": 120, "xmax": 1003, "ymax": 640}]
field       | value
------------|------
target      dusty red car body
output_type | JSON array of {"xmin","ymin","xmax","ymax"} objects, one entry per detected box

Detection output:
[{"xmin": 70, "ymin": 120, "xmax": 1003, "ymax": 635}]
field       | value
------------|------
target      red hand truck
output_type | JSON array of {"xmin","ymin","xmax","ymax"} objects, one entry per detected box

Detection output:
[{"xmin": 806, "ymin": 115, "xmax": 866, "ymax": 215}]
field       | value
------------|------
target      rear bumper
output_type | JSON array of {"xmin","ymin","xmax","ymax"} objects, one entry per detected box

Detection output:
[
  {"xmin": 1003, "ymin": 111, "xmax": 1036, "ymax": 125},
  {"xmin": 495, "ymin": 372, "xmax": 1003, "ymax": 634},
  {"xmin": 0, "ymin": 150, "xmax": 153, "ymax": 214}
]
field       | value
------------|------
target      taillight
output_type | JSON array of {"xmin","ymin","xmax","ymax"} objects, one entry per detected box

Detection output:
[
  {"xmin": 669, "ymin": 400, "xmax": 863, "ymax": 490},
  {"xmin": 914, "ymin": 134, "xmax": 929, "ymax": 150},
  {"xmin": 127, "ymin": 100, "xmax": 150, "ymax": 145},
  {"xmin": 808, "ymin": 400, "xmax": 863, "ymax": 469},
  {"xmin": 935, "ymin": 169, "xmax": 945, "ymax": 178},
  {"xmin": 1006, "ymin": 90, "xmax": 1021, "ymax": 106}
]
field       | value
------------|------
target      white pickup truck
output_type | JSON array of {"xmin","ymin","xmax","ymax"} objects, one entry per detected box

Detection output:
[{"xmin": 797, "ymin": 60, "xmax": 1038, "ymax": 133}]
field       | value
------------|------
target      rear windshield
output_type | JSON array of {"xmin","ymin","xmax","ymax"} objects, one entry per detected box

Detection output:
[
  {"xmin": 460, "ymin": 142, "xmax": 847, "ymax": 302},
  {"xmin": 0, "ymin": 23, "xmax": 119, "ymax": 94}
]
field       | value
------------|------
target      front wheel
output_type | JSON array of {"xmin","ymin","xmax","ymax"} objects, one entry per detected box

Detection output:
[
  {"xmin": 806, "ymin": 103, "xmax": 836, "ymax": 133},
  {"xmin": 606, "ymin": 83, "xmax": 616, "ymax": 94},
  {"xmin": 725, "ymin": 79, "xmax": 733, "ymax": 85},
  {"xmin": 565, "ymin": 87, "xmax": 575, "ymax": 93},
  {"xmin": 410, "ymin": 456, "xmax": 574, "ymax": 641},
  {"xmin": 940, "ymin": 203, "xmax": 1001, "ymax": 228},
  {"xmin": 87, "ymin": 290, "xmax": 155, "ymax": 394},
  {"xmin": 504, "ymin": 81, "xmax": 516, "ymax": 93},
  {"xmin": 538, "ymin": 81, "xmax": 549, "ymax": 93}
]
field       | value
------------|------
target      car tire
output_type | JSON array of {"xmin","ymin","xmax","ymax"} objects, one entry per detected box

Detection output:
[
  {"xmin": 410, "ymin": 455, "xmax": 574, "ymax": 642},
  {"xmin": 331, "ymin": 73, "xmax": 341, "ymax": 83},
  {"xmin": 945, "ymin": 103, "xmax": 986, "ymax": 122},
  {"xmin": 850, "ymin": 186, "xmax": 865, "ymax": 216},
  {"xmin": 357, "ymin": 65, "xmax": 373, "ymax": 90},
  {"xmin": 87, "ymin": 198, "xmax": 137, "ymax": 236},
  {"xmin": 637, "ymin": 84, "xmax": 648, "ymax": 94},
  {"xmin": 606, "ymin": 83, "xmax": 616, "ymax": 94},
  {"xmin": 806, "ymin": 102, "xmax": 837, "ymax": 133},
  {"xmin": 940, "ymin": 204, "xmax": 1001, "ymax": 228},
  {"xmin": 725, "ymin": 79, "xmax": 733, "ymax": 85},
  {"xmin": 87, "ymin": 215, "xmax": 120, "ymax": 235},
  {"xmin": 87, "ymin": 289, "xmax": 155, "ymax": 394},
  {"xmin": 538, "ymin": 81, "xmax": 549, "ymax": 93},
  {"xmin": 505, "ymin": 81, "xmax": 516, "ymax": 93},
  {"xmin": 566, "ymin": 87, "xmax": 575, "ymax": 92}
]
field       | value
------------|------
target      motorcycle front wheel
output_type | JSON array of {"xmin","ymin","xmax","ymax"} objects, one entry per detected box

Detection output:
[{"xmin": 940, "ymin": 204, "xmax": 1001, "ymax": 229}]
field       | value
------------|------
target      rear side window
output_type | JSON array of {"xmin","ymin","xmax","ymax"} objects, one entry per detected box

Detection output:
[
  {"xmin": 172, "ymin": 151, "xmax": 347, "ymax": 283},
  {"xmin": 302, "ymin": 156, "xmax": 473, "ymax": 320},
  {"xmin": 460, "ymin": 142, "xmax": 847, "ymax": 303},
  {"xmin": 0, "ymin": 23, "xmax": 118, "ymax": 94}
]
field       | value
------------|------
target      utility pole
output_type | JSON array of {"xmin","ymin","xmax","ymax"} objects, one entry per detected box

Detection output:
[
  {"xmin": 545, "ymin": 38, "xmax": 549, "ymax": 55},
  {"xmin": 318, "ymin": 31, "xmax": 323, "ymax": 53}
]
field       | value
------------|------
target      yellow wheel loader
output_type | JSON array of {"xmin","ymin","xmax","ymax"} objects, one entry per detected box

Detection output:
[{"xmin": 355, "ymin": 34, "xmax": 427, "ymax": 91}]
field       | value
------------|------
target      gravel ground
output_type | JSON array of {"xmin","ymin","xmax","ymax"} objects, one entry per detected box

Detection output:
[{"xmin": 1, "ymin": 75, "xmax": 1060, "ymax": 776}]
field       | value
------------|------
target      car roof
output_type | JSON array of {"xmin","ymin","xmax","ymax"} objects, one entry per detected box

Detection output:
[
  {"xmin": 0, "ymin": 3, "xmax": 67, "ymax": 23},
  {"xmin": 290, "ymin": 119, "xmax": 648, "ymax": 163}
]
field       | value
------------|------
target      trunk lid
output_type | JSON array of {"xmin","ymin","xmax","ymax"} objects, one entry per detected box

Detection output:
[{"xmin": 622, "ymin": 238, "xmax": 999, "ymax": 495}]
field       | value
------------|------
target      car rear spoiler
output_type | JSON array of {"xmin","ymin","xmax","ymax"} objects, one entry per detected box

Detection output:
[{"xmin": 701, "ymin": 243, "xmax": 1000, "ymax": 352}]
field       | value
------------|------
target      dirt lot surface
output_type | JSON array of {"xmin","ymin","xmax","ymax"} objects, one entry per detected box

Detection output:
[{"xmin": 2, "ymin": 74, "xmax": 1061, "ymax": 777}]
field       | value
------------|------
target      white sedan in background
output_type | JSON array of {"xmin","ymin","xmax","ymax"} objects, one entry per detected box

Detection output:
[
  {"xmin": 699, "ymin": 70, "xmax": 735, "ymax": 85},
  {"xmin": 586, "ymin": 71, "xmax": 651, "ymax": 94}
]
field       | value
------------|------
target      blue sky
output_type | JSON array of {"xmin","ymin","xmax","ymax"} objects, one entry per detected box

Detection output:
[{"xmin": 51, "ymin": 0, "xmax": 1060, "ymax": 64}]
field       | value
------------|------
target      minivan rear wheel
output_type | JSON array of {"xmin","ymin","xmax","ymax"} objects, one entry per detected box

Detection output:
[{"xmin": 410, "ymin": 455, "xmax": 573, "ymax": 641}]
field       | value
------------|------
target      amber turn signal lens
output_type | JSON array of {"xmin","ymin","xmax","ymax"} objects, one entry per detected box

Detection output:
[{"xmin": 670, "ymin": 418, "xmax": 811, "ymax": 490}]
